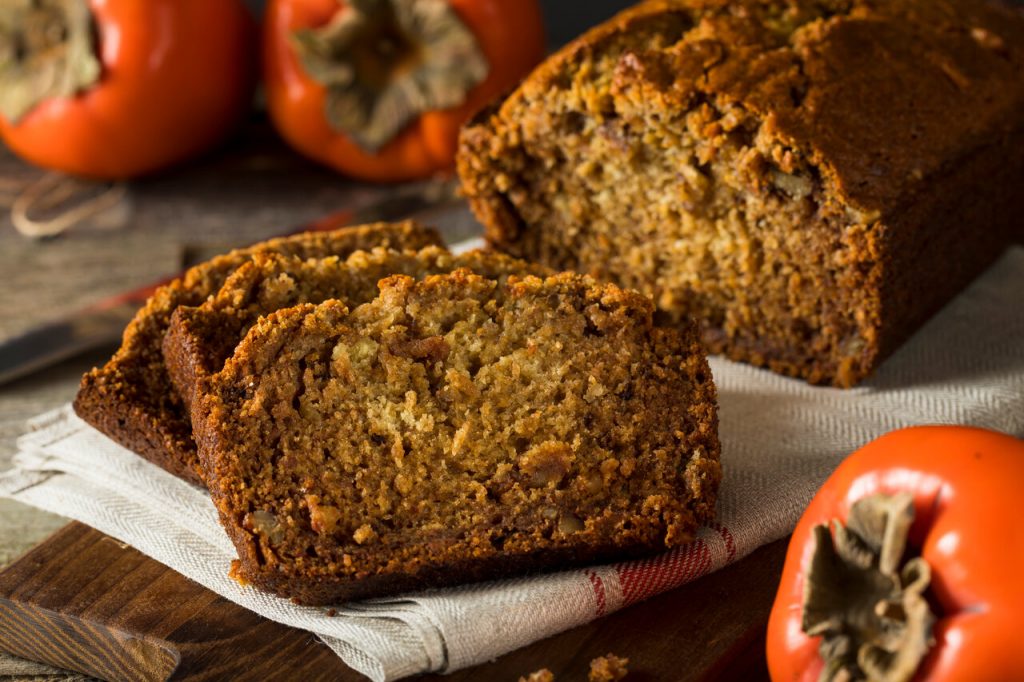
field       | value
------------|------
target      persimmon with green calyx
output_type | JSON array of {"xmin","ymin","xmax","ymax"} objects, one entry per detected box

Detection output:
[
  {"xmin": 0, "ymin": 0, "xmax": 256, "ymax": 180},
  {"xmin": 767, "ymin": 426, "xmax": 1024, "ymax": 681},
  {"xmin": 263, "ymin": 0, "xmax": 545, "ymax": 182}
]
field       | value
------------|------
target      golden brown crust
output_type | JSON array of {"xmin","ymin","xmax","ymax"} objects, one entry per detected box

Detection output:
[
  {"xmin": 466, "ymin": 0, "xmax": 1024, "ymax": 214},
  {"xmin": 73, "ymin": 222, "xmax": 442, "ymax": 485},
  {"xmin": 458, "ymin": 0, "xmax": 1024, "ymax": 387},
  {"xmin": 196, "ymin": 270, "xmax": 720, "ymax": 605}
]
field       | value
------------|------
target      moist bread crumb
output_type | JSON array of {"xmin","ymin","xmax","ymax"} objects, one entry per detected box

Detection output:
[
  {"xmin": 163, "ymin": 246, "xmax": 550, "ymax": 419},
  {"xmin": 73, "ymin": 221, "xmax": 441, "ymax": 485},
  {"xmin": 196, "ymin": 270, "xmax": 720, "ymax": 604}
]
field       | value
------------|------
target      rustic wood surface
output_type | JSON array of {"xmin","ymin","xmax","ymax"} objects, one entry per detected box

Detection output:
[
  {"xmin": 0, "ymin": 126, "xmax": 783, "ymax": 680},
  {"xmin": 0, "ymin": 522, "xmax": 783, "ymax": 682}
]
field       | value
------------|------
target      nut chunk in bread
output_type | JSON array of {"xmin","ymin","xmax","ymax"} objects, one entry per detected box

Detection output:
[
  {"xmin": 195, "ymin": 270, "xmax": 720, "ymax": 604},
  {"xmin": 458, "ymin": 0, "xmax": 1024, "ymax": 387}
]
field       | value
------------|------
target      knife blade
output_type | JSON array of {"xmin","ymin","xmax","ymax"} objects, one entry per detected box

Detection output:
[{"xmin": 0, "ymin": 180, "xmax": 462, "ymax": 387}]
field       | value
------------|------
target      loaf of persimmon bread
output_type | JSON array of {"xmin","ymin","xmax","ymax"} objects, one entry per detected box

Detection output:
[{"xmin": 457, "ymin": 0, "xmax": 1024, "ymax": 387}]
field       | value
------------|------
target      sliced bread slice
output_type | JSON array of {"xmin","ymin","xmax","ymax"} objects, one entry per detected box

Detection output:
[
  {"xmin": 73, "ymin": 221, "xmax": 441, "ymax": 485},
  {"xmin": 163, "ymin": 246, "xmax": 549, "ymax": 418},
  {"xmin": 195, "ymin": 269, "xmax": 720, "ymax": 604}
]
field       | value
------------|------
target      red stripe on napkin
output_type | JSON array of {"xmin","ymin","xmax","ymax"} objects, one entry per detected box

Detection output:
[
  {"xmin": 712, "ymin": 523, "xmax": 736, "ymax": 562},
  {"xmin": 615, "ymin": 537, "xmax": 712, "ymax": 607},
  {"xmin": 586, "ymin": 570, "xmax": 607, "ymax": 617}
]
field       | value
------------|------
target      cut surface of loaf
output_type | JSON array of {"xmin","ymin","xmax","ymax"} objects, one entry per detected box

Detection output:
[
  {"xmin": 73, "ymin": 221, "xmax": 442, "ymax": 486},
  {"xmin": 163, "ymin": 246, "xmax": 550, "ymax": 419},
  {"xmin": 196, "ymin": 270, "xmax": 720, "ymax": 605},
  {"xmin": 458, "ymin": 0, "xmax": 1024, "ymax": 387}
]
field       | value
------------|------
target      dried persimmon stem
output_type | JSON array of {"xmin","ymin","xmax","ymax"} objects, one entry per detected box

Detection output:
[
  {"xmin": 0, "ymin": 0, "xmax": 100, "ymax": 123},
  {"xmin": 802, "ymin": 493, "xmax": 935, "ymax": 682},
  {"xmin": 290, "ymin": 0, "xmax": 488, "ymax": 152}
]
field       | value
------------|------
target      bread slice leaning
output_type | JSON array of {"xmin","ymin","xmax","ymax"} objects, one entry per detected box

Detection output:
[
  {"xmin": 195, "ymin": 269, "xmax": 721, "ymax": 605},
  {"xmin": 162, "ymin": 246, "xmax": 550, "ymax": 420},
  {"xmin": 73, "ymin": 221, "xmax": 442, "ymax": 486}
]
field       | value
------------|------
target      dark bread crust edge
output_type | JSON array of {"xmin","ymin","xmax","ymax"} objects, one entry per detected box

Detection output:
[
  {"xmin": 195, "ymin": 275, "xmax": 721, "ymax": 605},
  {"xmin": 162, "ymin": 307, "xmax": 210, "ymax": 417},
  {"xmin": 234, "ymin": 533, "xmax": 693, "ymax": 606},
  {"xmin": 75, "ymin": 366, "xmax": 204, "ymax": 485},
  {"xmin": 74, "ymin": 276, "xmax": 224, "ymax": 487},
  {"xmin": 73, "ymin": 222, "xmax": 443, "ymax": 486}
]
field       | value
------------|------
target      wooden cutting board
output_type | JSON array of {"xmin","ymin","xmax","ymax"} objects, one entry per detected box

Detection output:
[{"xmin": 0, "ymin": 522, "xmax": 786, "ymax": 681}]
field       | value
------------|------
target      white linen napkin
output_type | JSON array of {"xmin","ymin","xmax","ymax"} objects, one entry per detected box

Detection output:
[{"xmin": 3, "ymin": 246, "xmax": 1023, "ymax": 682}]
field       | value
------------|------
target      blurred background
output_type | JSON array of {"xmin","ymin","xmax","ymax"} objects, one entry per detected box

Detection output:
[
  {"xmin": 242, "ymin": 0, "xmax": 635, "ymax": 47},
  {"xmin": 0, "ymin": 0, "xmax": 641, "ymax": 253}
]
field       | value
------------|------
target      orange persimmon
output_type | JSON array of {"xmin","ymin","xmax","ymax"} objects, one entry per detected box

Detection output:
[
  {"xmin": 767, "ymin": 426, "xmax": 1024, "ymax": 681},
  {"xmin": 0, "ymin": 0, "xmax": 256, "ymax": 180},
  {"xmin": 263, "ymin": 0, "xmax": 546, "ymax": 182}
]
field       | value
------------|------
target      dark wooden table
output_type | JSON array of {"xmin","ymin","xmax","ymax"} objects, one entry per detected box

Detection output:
[{"xmin": 0, "ymin": 123, "xmax": 784, "ymax": 681}]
